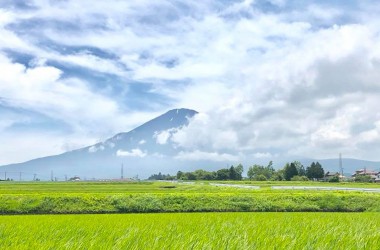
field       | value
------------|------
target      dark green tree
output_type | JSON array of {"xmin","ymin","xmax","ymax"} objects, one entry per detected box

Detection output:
[
  {"xmin": 229, "ymin": 166, "xmax": 237, "ymax": 180},
  {"xmin": 306, "ymin": 162, "xmax": 324, "ymax": 179},
  {"xmin": 183, "ymin": 172, "xmax": 196, "ymax": 180},
  {"xmin": 216, "ymin": 169, "xmax": 230, "ymax": 180},
  {"xmin": 176, "ymin": 171, "xmax": 183, "ymax": 180},
  {"xmin": 235, "ymin": 164, "xmax": 244, "ymax": 180},
  {"xmin": 283, "ymin": 163, "xmax": 298, "ymax": 181}
]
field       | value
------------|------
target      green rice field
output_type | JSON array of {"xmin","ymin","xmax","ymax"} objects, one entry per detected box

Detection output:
[
  {"xmin": 0, "ymin": 181, "xmax": 379, "ymax": 194},
  {"xmin": 0, "ymin": 212, "xmax": 379, "ymax": 249},
  {"xmin": 0, "ymin": 181, "xmax": 379, "ymax": 214}
]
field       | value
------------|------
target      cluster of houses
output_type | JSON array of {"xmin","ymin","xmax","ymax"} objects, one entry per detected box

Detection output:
[
  {"xmin": 324, "ymin": 169, "xmax": 380, "ymax": 182},
  {"xmin": 351, "ymin": 169, "xmax": 380, "ymax": 182}
]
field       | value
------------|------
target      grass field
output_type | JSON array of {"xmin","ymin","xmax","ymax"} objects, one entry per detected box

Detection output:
[
  {"xmin": 0, "ymin": 181, "xmax": 379, "ymax": 214},
  {"xmin": 0, "ymin": 180, "xmax": 379, "ymax": 194},
  {"xmin": 0, "ymin": 212, "xmax": 379, "ymax": 249}
]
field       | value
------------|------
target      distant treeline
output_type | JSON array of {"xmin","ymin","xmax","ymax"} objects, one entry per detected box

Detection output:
[
  {"xmin": 148, "ymin": 161, "xmax": 330, "ymax": 181},
  {"xmin": 148, "ymin": 164, "xmax": 244, "ymax": 181}
]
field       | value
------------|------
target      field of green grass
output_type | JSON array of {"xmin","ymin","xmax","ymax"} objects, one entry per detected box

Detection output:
[
  {"xmin": 0, "ymin": 180, "xmax": 379, "ymax": 194},
  {"xmin": 0, "ymin": 212, "xmax": 379, "ymax": 249},
  {"xmin": 0, "ymin": 181, "xmax": 379, "ymax": 214}
]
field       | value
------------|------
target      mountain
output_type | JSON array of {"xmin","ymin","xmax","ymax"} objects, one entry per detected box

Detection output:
[
  {"xmin": 2, "ymin": 107, "xmax": 379, "ymax": 181},
  {"xmin": 0, "ymin": 108, "xmax": 209, "ymax": 180}
]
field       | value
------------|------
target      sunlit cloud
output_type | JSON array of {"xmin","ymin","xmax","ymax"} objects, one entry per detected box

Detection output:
[{"xmin": 1, "ymin": 0, "xmax": 380, "ymax": 164}]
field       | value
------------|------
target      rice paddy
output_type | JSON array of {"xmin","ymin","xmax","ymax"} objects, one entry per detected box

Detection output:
[{"xmin": 0, "ymin": 212, "xmax": 379, "ymax": 249}]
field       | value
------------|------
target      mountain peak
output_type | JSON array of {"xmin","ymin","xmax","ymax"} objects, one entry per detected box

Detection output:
[
  {"xmin": 0, "ymin": 108, "xmax": 200, "ymax": 179},
  {"xmin": 165, "ymin": 108, "xmax": 198, "ymax": 115}
]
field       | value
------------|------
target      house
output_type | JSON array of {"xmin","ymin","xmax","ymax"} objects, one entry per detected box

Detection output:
[
  {"xmin": 376, "ymin": 173, "xmax": 380, "ymax": 183},
  {"xmin": 324, "ymin": 172, "xmax": 340, "ymax": 180},
  {"xmin": 68, "ymin": 176, "xmax": 81, "ymax": 181},
  {"xmin": 352, "ymin": 169, "xmax": 379, "ymax": 182}
]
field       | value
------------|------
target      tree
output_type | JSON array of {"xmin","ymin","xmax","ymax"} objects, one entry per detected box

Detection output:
[
  {"xmin": 266, "ymin": 161, "xmax": 275, "ymax": 172},
  {"xmin": 176, "ymin": 171, "xmax": 183, "ymax": 180},
  {"xmin": 229, "ymin": 166, "xmax": 237, "ymax": 180},
  {"xmin": 247, "ymin": 165, "xmax": 263, "ymax": 180},
  {"xmin": 293, "ymin": 161, "xmax": 306, "ymax": 176},
  {"xmin": 306, "ymin": 162, "xmax": 324, "ymax": 179},
  {"xmin": 270, "ymin": 169, "xmax": 284, "ymax": 181},
  {"xmin": 194, "ymin": 169, "xmax": 208, "ymax": 180},
  {"xmin": 216, "ymin": 169, "xmax": 230, "ymax": 180},
  {"xmin": 183, "ymin": 172, "xmax": 196, "ymax": 180},
  {"xmin": 247, "ymin": 162, "xmax": 275, "ymax": 180},
  {"xmin": 235, "ymin": 164, "xmax": 244, "ymax": 180},
  {"xmin": 283, "ymin": 163, "xmax": 298, "ymax": 181},
  {"xmin": 314, "ymin": 162, "xmax": 324, "ymax": 178}
]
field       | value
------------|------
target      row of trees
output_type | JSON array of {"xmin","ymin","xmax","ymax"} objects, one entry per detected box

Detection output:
[
  {"xmin": 148, "ymin": 161, "xmax": 326, "ymax": 181},
  {"xmin": 247, "ymin": 161, "xmax": 324, "ymax": 181},
  {"xmin": 148, "ymin": 164, "xmax": 244, "ymax": 181}
]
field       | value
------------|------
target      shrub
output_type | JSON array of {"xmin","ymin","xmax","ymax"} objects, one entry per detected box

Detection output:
[
  {"xmin": 328, "ymin": 176, "xmax": 340, "ymax": 182},
  {"xmin": 254, "ymin": 174, "xmax": 267, "ymax": 181},
  {"xmin": 290, "ymin": 175, "xmax": 309, "ymax": 181},
  {"xmin": 354, "ymin": 175, "xmax": 372, "ymax": 183}
]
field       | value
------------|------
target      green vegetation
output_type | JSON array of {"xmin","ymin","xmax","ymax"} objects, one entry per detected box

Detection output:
[
  {"xmin": 149, "ymin": 161, "xmax": 327, "ymax": 182},
  {"xmin": 0, "ymin": 181, "xmax": 379, "ymax": 194},
  {"xmin": 0, "ymin": 212, "xmax": 379, "ymax": 249},
  {"xmin": 246, "ymin": 161, "xmax": 325, "ymax": 181},
  {"xmin": 149, "ymin": 164, "xmax": 244, "ymax": 181},
  {"xmin": 1, "ymin": 192, "xmax": 380, "ymax": 214},
  {"xmin": 0, "ymin": 181, "xmax": 379, "ymax": 214},
  {"xmin": 355, "ymin": 175, "xmax": 373, "ymax": 182}
]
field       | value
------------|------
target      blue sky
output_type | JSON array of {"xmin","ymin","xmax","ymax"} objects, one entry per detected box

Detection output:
[{"xmin": 1, "ymin": 0, "xmax": 380, "ymax": 164}]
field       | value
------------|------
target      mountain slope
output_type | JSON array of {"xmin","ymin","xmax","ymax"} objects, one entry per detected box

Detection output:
[
  {"xmin": 2, "ymin": 108, "xmax": 379, "ymax": 180},
  {"xmin": 0, "ymin": 108, "xmax": 199, "ymax": 180}
]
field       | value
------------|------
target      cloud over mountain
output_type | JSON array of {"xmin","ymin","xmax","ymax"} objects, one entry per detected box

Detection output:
[{"xmin": 1, "ymin": 0, "xmax": 380, "ymax": 165}]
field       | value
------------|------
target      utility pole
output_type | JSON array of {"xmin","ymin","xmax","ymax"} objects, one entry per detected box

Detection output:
[
  {"xmin": 51, "ymin": 171, "xmax": 54, "ymax": 181},
  {"xmin": 339, "ymin": 153, "xmax": 343, "ymax": 178},
  {"xmin": 33, "ymin": 174, "xmax": 37, "ymax": 181},
  {"xmin": 65, "ymin": 175, "xmax": 67, "ymax": 181},
  {"xmin": 121, "ymin": 163, "xmax": 124, "ymax": 180}
]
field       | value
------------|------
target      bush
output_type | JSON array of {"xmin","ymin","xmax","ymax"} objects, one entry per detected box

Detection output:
[
  {"xmin": 354, "ymin": 175, "xmax": 372, "ymax": 183},
  {"xmin": 290, "ymin": 175, "xmax": 309, "ymax": 181},
  {"xmin": 254, "ymin": 174, "xmax": 267, "ymax": 181},
  {"xmin": 328, "ymin": 176, "xmax": 340, "ymax": 182}
]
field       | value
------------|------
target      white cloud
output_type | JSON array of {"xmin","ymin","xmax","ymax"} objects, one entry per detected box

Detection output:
[
  {"xmin": 154, "ymin": 128, "xmax": 177, "ymax": 145},
  {"xmin": 169, "ymin": 22, "xmax": 380, "ymax": 161},
  {"xmin": 2, "ymin": 0, "xmax": 380, "ymax": 164},
  {"xmin": 116, "ymin": 148, "xmax": 147, "ymax": 158},
  {"xmin": 175, "ymin": 150, "xmax": 239, "ymax": 162},
  {"xmin": 253, "ymin": 152, "xmax": 273, "ymax": 159},
  {"xmin": 0, "ymin": 131, "xmax": 96, "ymax": 165},
  {"xmin": 88, "ymin": 144, "xmax": 105, "ymax": 153}
]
